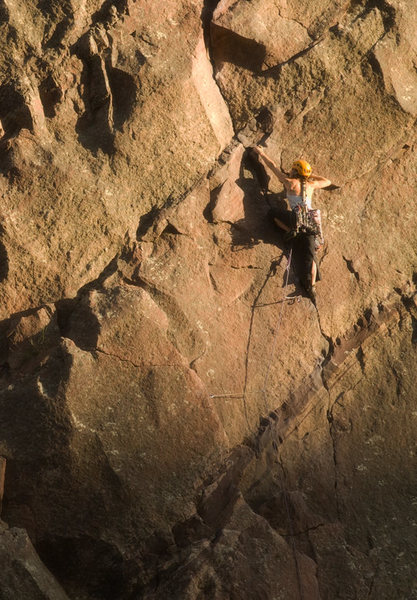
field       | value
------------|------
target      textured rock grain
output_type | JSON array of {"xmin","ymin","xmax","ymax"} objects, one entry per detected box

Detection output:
[
  {"xmin": 1, "ymin": 0, "xmax": 417, "ymax": 598},
  {"xmin": 0, "ymin": 525, "xmax": 70, "ymax": 600}
]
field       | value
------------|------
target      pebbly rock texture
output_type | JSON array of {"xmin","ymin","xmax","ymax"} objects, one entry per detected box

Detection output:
[{"xmin": 1, "ymin": 0, "xmax": 417, "ymax": 598}]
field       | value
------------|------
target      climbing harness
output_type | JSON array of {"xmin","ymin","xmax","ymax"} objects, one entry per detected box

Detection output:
[{"xmin": 293, "ymin": 179, "xmax": 323, "ymax": 246}]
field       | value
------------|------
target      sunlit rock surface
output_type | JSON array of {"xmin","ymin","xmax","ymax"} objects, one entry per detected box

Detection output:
[{"xmin": 1, "ymin": 0, "xmax": 417, "ymax": 598}]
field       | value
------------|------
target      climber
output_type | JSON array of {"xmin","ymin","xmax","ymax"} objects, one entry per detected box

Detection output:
[{"xmin": 252, "ymin": 146, "xmax": 331, "ymax": 303}]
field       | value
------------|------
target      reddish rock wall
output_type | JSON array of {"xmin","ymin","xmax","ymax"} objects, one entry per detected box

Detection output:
[{"xmin": 1, "ymin": 0, "xmax": 417, "ymax": 598}]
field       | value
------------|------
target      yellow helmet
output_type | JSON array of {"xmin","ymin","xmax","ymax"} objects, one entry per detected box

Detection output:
[{"xmin": 292, "ymin": 159, "xmax": 312, "ymax": 178}]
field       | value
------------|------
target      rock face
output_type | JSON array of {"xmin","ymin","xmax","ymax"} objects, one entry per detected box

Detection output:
[
  {"xmin": 0, "ymin": 523, "xmax": 70, "ymax": 600},
  {"xmin": 1, "ymin": 0, "xmax": 417, "ymax": 598}
]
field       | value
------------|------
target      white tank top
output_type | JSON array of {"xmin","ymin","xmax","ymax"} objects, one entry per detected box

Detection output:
[{"xmin": 287, "ymin": 192, "xmax": 313, "ymax": 210}]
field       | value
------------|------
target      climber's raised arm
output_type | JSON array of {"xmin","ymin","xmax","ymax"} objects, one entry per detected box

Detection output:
[
  {"xmin": 252, "ymin": 146, "xmax": 288, "ymax": 185},
  {"xmin": 309, "ymin": 173, "xmax": 332, "ymax": 189}
]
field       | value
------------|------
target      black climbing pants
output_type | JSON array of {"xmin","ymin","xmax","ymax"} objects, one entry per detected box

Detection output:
[
  {"xmin": 292, "ymin": 231, "xmax": 321, "ymax": 288},
  {"xmin": 270, "ymin": 208, "xmax": 321, "ymax": 291}
]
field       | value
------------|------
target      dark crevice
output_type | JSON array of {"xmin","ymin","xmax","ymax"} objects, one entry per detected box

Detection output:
[
  {"xmin": 92, "ymin": 0, "xmax": 128, "ymax": 25},
  {"xmin": 107, "ymin": 65, "xmax": 138, "ymax": 131},
  {"xmin": 37, "ymin": 0, "xmax": 73, "ymax": 22},
  {"xmin": 37, "ymin": 0, "xmax": 74, "ymax": 47},
  {"xmin": 389, "ymin": 363, "xmax": 402, "ymax": 399},
  {"xmin": 315, "ymin": 306, "xmax": 334, "ymax": 390},
  {"xmin": 0, "ymin": 1, "xmax": 10, "ymax": 22},
  {"xmin": 367, "ymin": 571, "xmax": 377, "ymax": 600},
  {"xmin": 36, "ymin": 535, "xmax": 137, "ymax": 600},
  {"xmin": 398, "ymin": 292, "xmax": 417, "ymax": 345},
  {"xmin": 55, "ymin": 255, "xmax": 119, "ymax": 349},
  {"xmin": 201, "ymin": 0, "xmax": 236, "ymax": 135},
  {"xmin": 364, "ymin": 307, "xmax": 373, "ymax": 323},
  {"xmin": 261, "ymin": 37, "xmax": 323, "ymax": 76},
  {"xmin": 203, "ymin": 198, "xmax": 213, "ymax": 223},
  {"xmin": 245, "ymin": 144, "xmax": 271, "ymax": 193},
  {"xmin": 356, "ymin": 346, "xmax": 366, "ymax": 374},
  {"xmin": 72, "ymin": 28, "xmax": 139, "ymax": 155},
  {"xmin": 95, "ymin": 347, "xmax": 141, "ymax": 369},
  {"xmin": 282, "ymin": 522, "xmax": 326, "ymax": 538},
  {"xmin": 74, "ymin": 52, "xmax": 115, "ymax": 155},
  {"xmin": 45, "ymin": 20, "xmax": 73, "ymax": 48},
  {"xmin": 0, "ymin": 223, "xmax": 9, "ymax": 283},
  {"xmin": 364, "ymin": 51, "xmax": 385, "ymax": 87},
  {"xmin": 411, "ymin": 316, "xmax": 417, "ymax": 345},
  {"xmin": 38, "ymin": 75, "xmax": 63, "ymax": 118},
  {"xmin": 201, "ymin": 0, "xmax": 220, "ymax": 48},
  {"xmin": 327, "ymin": 402, "xmax": 341, "ymax": 520},
  {"xmin": 55, "ymin": 297, "xmax": 100, "ymax": 352},
  {"xmin": 189, "ymin": 349, "xmax": 207, "ymax": 373},
  {"xmin": 207, "ymin": 184, "xmax": 222, "ymax": 221},
  {"xmin": 161, "ymin": 222, "xmax": 182, "ymax": 236},
  {"xmin": 0, "ymin": 84, "xmax": 33, "ymax": 139},
  {"xmin": 209, "ymin": 270, "xmax": 219, "ymax": 294},
  {"xmin": 136, "ymin": 206, "xmax": 160, "ymax": 240},
  {"xmin": 343, "ymin": 256, "xmax": 360, "ymax": 282},
  {"xmin": 354, "ymin": 0, "xmax": 397, "ymax": 32},
  {"xmin": 210, "ymin": 24, "xmax": 267, "ymax": 73}
]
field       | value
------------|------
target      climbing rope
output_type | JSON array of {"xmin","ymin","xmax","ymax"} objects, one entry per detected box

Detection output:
[
  {"xmin": 210, "ymin": 157, "xmax": 295, "ymax": 413},
  {"xmin": 210, "ymin": 247, "xmax": 294, "ymax": 424},
  {"xmin": 258, "ymin": 247, "xmax": 308, "ymax": 599},
  {"xmin": 209, "ymin": 246, "xmax": 305, "ymax": 598},
  {"xmin": 259, "ymin": 247, "xmax": 293, "ymax": 413},
  {"xmin": 206, "ymin": 168, "xmax": 305, "ymax": 593}
]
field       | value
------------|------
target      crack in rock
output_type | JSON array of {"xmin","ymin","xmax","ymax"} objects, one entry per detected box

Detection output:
[
  {"xmin": 282, "ymin": 522, "xmax": 327, "ymax": 538},
  {"xmin": 95, "ymin": 346, "xmax": 142, "ymax": 369},
  {"xmin": 343, "ymin": 256, "xmax": 360, "ymax": 282},
  {"xmin": 262, "ymin": 36, "xmax": 325, "ymax": 74},
  {"xmin": 327, "ymin": 394, "xmax": 342, "ymax": 520}
]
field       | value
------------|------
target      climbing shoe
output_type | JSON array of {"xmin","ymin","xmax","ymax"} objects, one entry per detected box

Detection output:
[
  {"xmin": 284, "ymin": 229, "xmax": 297, "ymax": 243},
  {"xmin": 307, "ymin": 284, "xmax": 317, "ymax": 306}
]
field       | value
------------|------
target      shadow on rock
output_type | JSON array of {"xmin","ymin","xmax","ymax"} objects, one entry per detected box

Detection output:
[
  {"xmin": 0, "ymin": 223, "xmax": 9, "ymax": 283},
  {"xmin": 36, "ymin": 534, "xmax": 138, "ymax": 600},
  {"xmin": 232, "ymin": 150, "xmax": 297, "ymax": 288}
]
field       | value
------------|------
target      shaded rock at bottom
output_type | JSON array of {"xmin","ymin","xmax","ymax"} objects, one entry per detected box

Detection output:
[
  {"xmin": 142, "ymin": 495, "xmax": 320, "ymax": 600},
  {"xmin": 0, "ymin": 524, "xmax": 70, "ymax": 600}
]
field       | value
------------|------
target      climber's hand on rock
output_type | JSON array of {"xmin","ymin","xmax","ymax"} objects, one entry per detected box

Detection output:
[{"xmin": 252, "ymin": 146, "xmax": 264, "ymax": 157}]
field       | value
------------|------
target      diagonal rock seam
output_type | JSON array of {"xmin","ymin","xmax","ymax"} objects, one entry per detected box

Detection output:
[
  {"xmin": 197, "ymin": 284, "xmax": 417, "ymax": 514},
  {"xmin": 1, "ymin": 1, "xmax": 417, "ymax": 596}
]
